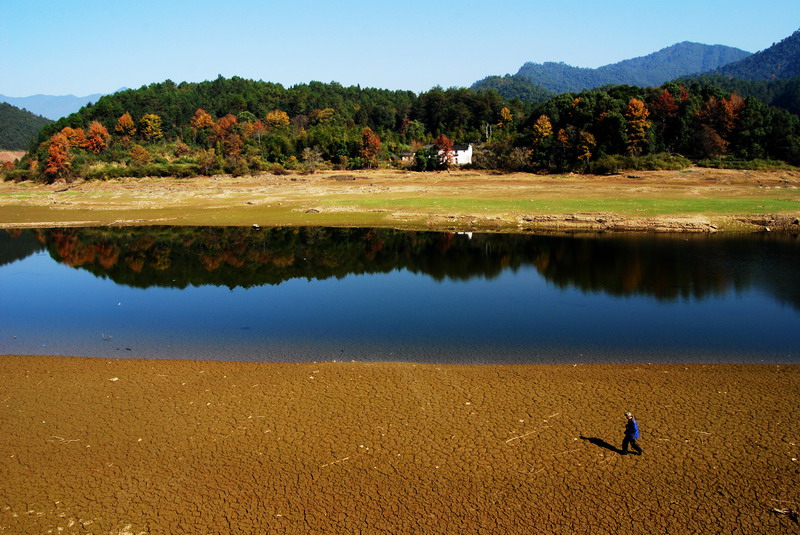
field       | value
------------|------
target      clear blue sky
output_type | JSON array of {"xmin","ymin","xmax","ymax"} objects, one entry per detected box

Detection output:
[{"xmin": 2, "ymin": 0, "xmax": 798, "ymax": 97}]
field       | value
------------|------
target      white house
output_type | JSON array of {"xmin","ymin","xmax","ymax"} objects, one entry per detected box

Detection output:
[
  {"xmin": 402, "ymin": 143, "xmax": 475, "ymax": 167},
  {"xmin": 450, "ymin": 144, "xmax": 473, "ymax": 166}
]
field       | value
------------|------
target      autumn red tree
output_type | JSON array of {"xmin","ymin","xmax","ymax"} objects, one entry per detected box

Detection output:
[
  {"xmin": 359, "ymin": 127, "xmax": 381, "ymax": 167},
  {"xmin": 214, "ymin": 114, "xmax": 243, "ymax": 157},
  {"xmin": 84, "ymin": 121, "xmax": 111, "ymax": 154},
  {"xmin": 433, "ymin": 133, "xmax": 454, "ymax": 169},
  {"xmin": 650, "ymin": 89, "xmax": 678, "ymax": 120},
  {"xmin": 698, "ymin": 94, "xmax": 744, "ymax": 139},
  {"xmin": 45, "ymin": 133, "xmax": 72, "ymax": 178}
]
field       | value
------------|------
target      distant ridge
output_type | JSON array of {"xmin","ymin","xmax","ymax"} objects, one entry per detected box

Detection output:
[
  {"xmin": 713, "ymin": 29, "xmax": 800, "ymax": 80},
  {"xmin": 0, "ymin": 92, "xmax": 106, "ymax": 120},
  {"xmin": 510, "ymin": 42, "xmax": 751, "ymax": 94}
]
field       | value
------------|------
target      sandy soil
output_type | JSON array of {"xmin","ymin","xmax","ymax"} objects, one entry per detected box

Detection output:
[
  {"xmin": 1, "ymin": 168, "xmax": 799, "ymax": 232},
  {"xmin": 0, "ymin": 151, "xmax": 25, "ymax": 163},
  {"xmin": 1, "ymin": 356, "xmax": 798, "ymax": 533}
]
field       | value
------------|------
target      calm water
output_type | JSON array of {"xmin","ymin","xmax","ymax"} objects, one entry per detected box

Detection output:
[{"xmin": 1, "ymin": 227, "xmax": 798, "ymax": 364}]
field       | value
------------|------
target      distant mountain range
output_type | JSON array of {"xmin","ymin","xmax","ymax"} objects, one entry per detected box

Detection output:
[
  {"xmin": 0, "ymin": 92, "xmax": 107, "ymax": 120},
  {"xmin": 0, "ymin": 102, "xmax": 53, "ymax": 150},
  {"xmin": 713, "ymin": 30, "xmax": 800, "ymax": 80},
  {"xmin": 474, "ymin": 42, "xmax": 752, "ymax": 98}
]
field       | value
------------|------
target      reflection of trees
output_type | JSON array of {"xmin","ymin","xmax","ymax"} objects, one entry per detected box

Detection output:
[
  {"xmin": 0, "ymin": 229, "xmax": 45, "ymax": 267},
  {"xmin": 3, "ymin": 227, "xmax": 799, "ymax": 309}
]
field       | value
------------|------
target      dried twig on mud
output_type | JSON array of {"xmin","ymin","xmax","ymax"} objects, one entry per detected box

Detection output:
[
  {"xmin": 321, "ymin": 457, "xmax": 350, "ymax": 468},
  {"xmin": 505, "ymin": 425, "xmax": 552, "ymax": 444},
  {"xmin": 49, "ymin": 436, "xmax": 80, "ymax": 444}
]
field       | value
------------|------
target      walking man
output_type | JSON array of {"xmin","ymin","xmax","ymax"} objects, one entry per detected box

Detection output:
[{"xmin": 622, "ymin": 412, "xmax": 643, "ymax": 455}]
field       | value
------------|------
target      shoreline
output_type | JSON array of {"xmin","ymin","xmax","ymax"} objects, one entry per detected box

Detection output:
[
  {"xmin": 2, "ymin": 355, "xmax": 798, "ymax": 533},
  {"xmin": 1, "ymin": 168, "xmax": 798, "ymax": 234}
]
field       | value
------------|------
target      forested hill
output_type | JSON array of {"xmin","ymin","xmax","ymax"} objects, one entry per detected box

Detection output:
[
  {"xmin": 713, "ymin": 30, "xmax": 800, "ymax": 80},
  {"xmin": 0, "ymin": 102, "xmax": 53, "ymax": 150},
  {"xmin": 471, "ymin": 75, "xmax": 554, "ymax": 104},
  {"xmin": 513, "ymin": 42, "xmax": 751, "ymax": 94},
  {"xmin": 38, "ymin": 77, "xmax": 509, "ymax": 147}
]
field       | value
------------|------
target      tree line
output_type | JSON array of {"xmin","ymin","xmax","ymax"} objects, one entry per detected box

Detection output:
[{"xmin": 3, "ymin": 75, "xmax": 799, "ymax": 182}]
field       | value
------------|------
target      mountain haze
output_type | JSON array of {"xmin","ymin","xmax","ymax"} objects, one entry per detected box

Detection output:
[
  {"xmin": 0, "ymin": 93, "xmax": 106, "ymax": 121},
  {"xmin": 513, "ymin": 42, "xmax": 751, "ymax": 94}
]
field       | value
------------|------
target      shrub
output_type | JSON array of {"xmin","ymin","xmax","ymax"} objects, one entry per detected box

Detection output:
[
  {"xmin": 588, "ymin": 154, "xmax": 691, "ymax": 174},
  {"xmin": 3, "ymin": 169, "xmax": 30, "ymax": 182},
  {"xmin": 696, "ymin": 158, "xmax": 795, "ymax": 171}
]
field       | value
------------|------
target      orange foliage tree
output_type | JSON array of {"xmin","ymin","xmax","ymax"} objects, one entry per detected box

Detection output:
[
  {"xmin": 214, "ymin": 114, "xmax": 242, "ymax": 156},
  {"xmin": 625, "ymin": 98, "xmax": 651, "ymax": 156},
  {"xmin": 85, "ymin": 121, "xmax": 111, "ymax": 154},
  {"xmin": 45, "ymin": 133, "xmax": 72, "ymax": 178},
  {"xmin": 190, "ymin": 108, "xmax": 215, "ymax": 130},
  {"xmin": 359, "ymin": 127, "xmax": 382, "ymax": 167},
  {"xmin": 60, "ymin": 127, "xmax": 86, "ymax": 149},
  {"xmin": 115, "ymin": 112, "xmax": 136, "ymax": 137}
]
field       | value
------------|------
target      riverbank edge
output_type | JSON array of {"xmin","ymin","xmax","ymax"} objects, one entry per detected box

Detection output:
[{"xmin": 2, "ymin": 168, "xmax": 799, "ymax": 234}]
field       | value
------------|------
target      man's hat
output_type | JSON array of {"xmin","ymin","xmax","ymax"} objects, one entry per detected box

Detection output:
[{"xmin": 624, "ymin": 412, "xmax": 632, "ymax": 418}]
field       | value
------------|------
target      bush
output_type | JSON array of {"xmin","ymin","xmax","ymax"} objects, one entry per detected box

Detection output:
[
  {"xmin": 695, "ymin": 158, "xmax": 795, "ymax": 170},
  {"xmin": 3, "ymin": 169, "xmax": 30, "ymax": 182},
  {"xmin": 588, "ymin": 154, "xmax": 691, "ymax": 174},
  {"xmin": 268, "ymin": 164, "xmax": 290, "ymax": 175},
  {"xmin": 84, "ymin": 163, "xmax": 200, "ymax": 180}
]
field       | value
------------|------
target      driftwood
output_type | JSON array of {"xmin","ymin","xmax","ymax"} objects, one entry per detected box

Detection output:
[{"xmin": 771, "ymin": 507, "xmax": 799, "ymax": 524}]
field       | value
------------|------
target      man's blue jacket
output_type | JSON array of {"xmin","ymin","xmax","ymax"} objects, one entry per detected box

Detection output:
[{"xmin": 625, "ymin": 417, "xmax": 640, "ymax": 439}]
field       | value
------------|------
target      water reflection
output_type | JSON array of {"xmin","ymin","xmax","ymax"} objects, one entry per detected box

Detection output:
[{"xmin": 3, "ymin": 226, "xmax": 799, "ymax": 309}]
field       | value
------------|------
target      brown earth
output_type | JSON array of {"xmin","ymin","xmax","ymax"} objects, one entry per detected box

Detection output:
[
  {"xmin": 0, "ymin": 151, "xmax": 25, "ymax": 163},
  {"xmin": 1, "ymin": 356, "xmax": 798, "ymax": 533},
  {"xmin": 1, "ymin": 167, "xmax": 799, "ymax": 233}
]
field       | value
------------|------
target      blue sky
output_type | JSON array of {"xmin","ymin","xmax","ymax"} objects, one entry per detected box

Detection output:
[{"xmin": 2, "ymin": 0, "xmax": 798, "ymax": 97}]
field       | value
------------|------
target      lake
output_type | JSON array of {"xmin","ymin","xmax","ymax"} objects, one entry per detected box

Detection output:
[{"xmin": 1, "ymin": 227, "xmax": 798, "ymax": 364}]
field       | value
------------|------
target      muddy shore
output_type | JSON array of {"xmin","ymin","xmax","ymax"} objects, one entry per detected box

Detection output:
[
  {"xmin": 2, "ymin": 356, "xmax": 798, "ymax": 533},
  {"xmin": 1, "ymin": 168, "xmax": 799, "ymax": 233}
]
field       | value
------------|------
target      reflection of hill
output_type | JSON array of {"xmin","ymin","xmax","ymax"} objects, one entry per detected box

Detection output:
[
  {"xmin": 534, "ymin": 233, "xmax": 800, "ymax": 309},
  {"xmin": 6, "ymin": 227, "xmax": 799, "ymax": 309},
  {"xmin": 0, "ymin": 229, "xmax": 45, "ymax": 267}
]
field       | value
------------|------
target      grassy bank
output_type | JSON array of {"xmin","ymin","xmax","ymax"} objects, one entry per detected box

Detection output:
[{"xmin": 1, "ymin": 167, "xmax": 798, "ymax": 232}]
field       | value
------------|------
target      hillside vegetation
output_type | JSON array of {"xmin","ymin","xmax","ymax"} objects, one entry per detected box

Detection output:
[
  {"xmin": 714, "ymin": 30, "xmax": 800, "ymax": 81},
  {"xmin": 0, "ymin": 102, "xmax": 52, "ymax": 150},
  {"xmin": 2, "ymin": 75, "xmax": 799, "ymax": 183}
]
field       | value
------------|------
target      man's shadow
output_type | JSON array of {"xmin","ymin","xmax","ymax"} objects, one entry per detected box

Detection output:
[{"xmin": 580, "ymin": 435, "xmax": 621, "ymax": 454}]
